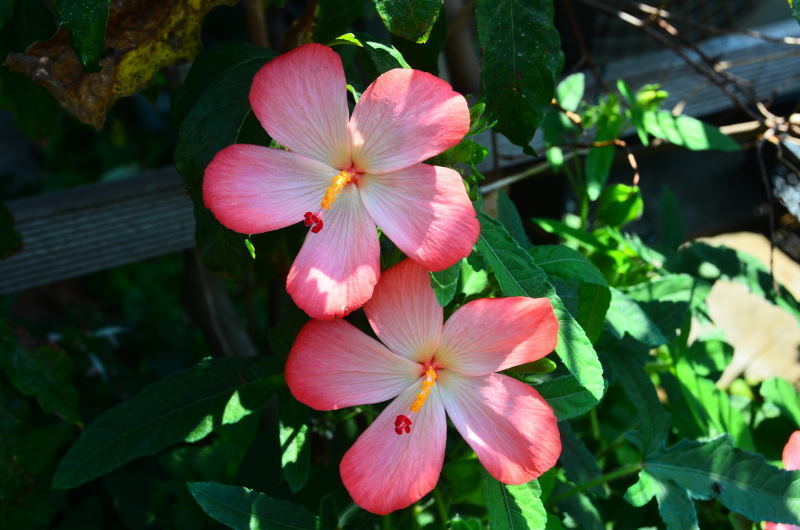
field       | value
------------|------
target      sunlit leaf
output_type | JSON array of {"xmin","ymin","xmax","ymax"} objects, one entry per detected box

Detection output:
[
  {"xmin": 643, "ymin": 110, "xmax": 739, "ymax": 152},
  {"xmin": 371, "ymin": 0, "xmax": 443, "ymax": 43},
  {"xmin": 278, "ymin": 393, "xmax": 310, "ymax": 494},
  {"xmin": 430, "ymin": 261, "xmax": 461, "ymax": 306},
  {"xmin": 482, "ymin": 469, "xmax": 547, "ymax": 529},
  {"xmin": 761, "ymin": 377, "xmax": 800, "ymax": 426}
]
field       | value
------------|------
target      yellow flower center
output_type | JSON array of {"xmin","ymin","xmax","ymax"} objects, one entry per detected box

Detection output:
[{"xmin": 321, "ymin": 169, "xmax": 356, "ymax": 210}]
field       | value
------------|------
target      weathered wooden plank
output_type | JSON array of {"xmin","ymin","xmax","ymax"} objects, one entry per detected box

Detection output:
[{"xmin": 0, "ymin": 168, "xmax": 195, "ymax": 295}]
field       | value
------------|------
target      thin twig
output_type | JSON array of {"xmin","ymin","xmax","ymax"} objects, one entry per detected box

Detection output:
[{"xmin": 755, "ymin": 138, "xmax": 780, "ymax": 295}]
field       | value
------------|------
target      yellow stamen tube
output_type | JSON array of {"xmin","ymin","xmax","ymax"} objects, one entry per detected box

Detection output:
[
  {"xmin": 409, "ymin": 366, "xmax": 437, "ymax": 413},
  {"xmin": 321, "ymin": 169, "xmax": 355, "ymax": 210}
]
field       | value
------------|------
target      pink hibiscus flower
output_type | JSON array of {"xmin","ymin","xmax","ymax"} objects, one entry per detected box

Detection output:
[
  {"xmin": 203, "ymin": 43, "xmax": 479, "ymax": 319},
  {"xmin": 766, "ymin": 430, "xmax": 800, "ymax": 530},
  {"xmin": 285, "ymin": 259, "xmax": 562, "ymax": 514}
]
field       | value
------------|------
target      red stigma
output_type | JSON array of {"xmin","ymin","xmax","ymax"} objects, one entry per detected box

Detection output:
[
  {"xmin": 394, "ymin": 414, "xmax": 412, "ymax": 435},
  {"xmin": 303, "ymin": 212, "xmax": 323, "ymax": 233}
]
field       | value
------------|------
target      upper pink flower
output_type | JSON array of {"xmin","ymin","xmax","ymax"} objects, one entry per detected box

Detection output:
[
  {"xmin": 203, "ymin": 43, "xmax": 479, "ymax": 319},
  {"xmin": 766, "ymin": 430, "xmax": 800, "ymax": 530},
  {"xmin": 285, "ymin": 259, "xmax": 561, "ymax": 514}
]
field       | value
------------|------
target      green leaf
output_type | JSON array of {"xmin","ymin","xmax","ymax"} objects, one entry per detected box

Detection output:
[
  {"xmin": 430, "ymin": 261, "xmax": 461, "ymax": 306},
  {"xmin": 482, "ymin": 469, "xmax": 547, "ymax": 529},
  {"xmin": 555, "ymin": 73, "xmax": 584, "ymax": 112},
  {"xmin": 541, "ymin": 73, "xmax": 584, "ymax": 170},
  {"xmin": 532, "ymin": 218, "xmax": 606, "ymax": 251},
  {"xmin": 536, "ymin": 375, "xmax": 602, "ymax": 420},
  {"xmin": 659, "ymin": 187, "xmax": 685, "ymax": 253},
  {"xmin": 315, "ymin": 0, "xmax": 367, "ymax": 44},
  {"xmin": 53, "ymin": 357, "xmax": 283, "ymax": 489},
  {"xmin": 643, "ymin": 110, "xmax": 740, "ymax": 151},
  {"xmin": 603, "ymin": 338, "xmax": 670, "ymax": 455},
  {"xmin": 559, "ymin": 422, "xmax": 606, "ymax": 498},
  {"xmin": 617, "ymin": 79, "xmax": 649, "ymax": 146},
  {"xmin": 363, "ymin": 39, "xmax": 410, "ymax": 71},
  {"xmin": 596, "ymin": 184, "xmax": 643, "ymax": 228},
  {"xmin": 529, "ymin": 245, "xmax": 607, "ymax": 287},
  {"xmin": 174, "ymin": 44, "xmax": 275, "ymax": 278},
  {"xmin": 645, "ymin": 435, "xmax": 800, "ymax": 525},
  {"xmin": 278, "ymin": 393, "xmax": 310, "ymax": 494},
  {"xmin": 605, "ymin": 288, "xmax": 667, "ymax": 347},
  {"xmin": 476, "ymin": 212, "xmax": 605, "ymax": 401},
  {"xmin": 189, "ymin": 482, "xmax": 318, "ymax": 530},
  {"xmin": 644, "ymin": 471, "xmax": 700, "ymax": 530},
  {"xmin": 476, "ymin": 0, "xmax": 562, "ymax": 147},
  {"xmin": 576, "ymin": 282, "xmax": 611, "ymax": 343},
  {"xmin": 791, "ymin": 0, "xmax": 800, "ymax": 26},
  {"xmin": 506, "ymin": 357, "xmax": 557, "ymax": 374},
  {"xmin": 0, "ymin": 320, "xmax": 80, "ymax": 424},
  {"xmin": 761, "ymin": 377, "xmax": 800, "ymax": 427},
  {"xmin": 0, "ymin": 203, "xmax": 22, "ymax": 259},
  {"xmin": 391, "ymin": 8, "xmax": 445, "ymax": 74},
  {"xmin": 498, "ymin": 190, "xmax": 530, "ymax": 248},
  {"xmin": 371, "ymin": 0, "xmax": 443, "ymax": 43},
  {"xmin": 52, "ymin": 0, "xmax": 108, "ymax": 70},
  {"xmin": 585, "ymin": 97, "xmax": 624, "ymax": 200}
]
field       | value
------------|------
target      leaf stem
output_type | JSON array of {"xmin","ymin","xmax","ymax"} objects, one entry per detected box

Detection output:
[
  {"xmin": 548, "ymin": 462, "xmax": 642, "ymax": 505},
  {"xmin": 433, "ymin": 487, "xmax": 449, "ymax": 525}
]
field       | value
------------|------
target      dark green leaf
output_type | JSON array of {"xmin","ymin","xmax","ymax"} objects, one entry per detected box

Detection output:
[
  {"xmin": 576, "ymin": 282, "xmax": 611, "ymax": 343},
  {"xmin": 53, "ymin": 357, "xmax": 283, "ymax": 489},
  {"xmin": 390, "ymin": 8, "xmax": 445, "ymax": 74},
  {"xmin": 596, "ymin": 184, "xmax": 643, "ymax": 228},
  {"xmin": 603, "ymin": 338, "xmax": 670, "ymax": 455},
  {"xmin": 761, "ymin": 377, "xmax": 800, "ymax": 426},
  {"xmin": 792, "ymin": 0, "xmax": 800, "ymax": 26},
  {"xmin": 559, "ymin": 422, "xmax": 606, "ymax": 498},
  {"xmin": 476, "ymin": 0, "xmax": 562, "ymax": 147},
  {"xmin": 532, "ymin": 218, "xmax": 606, "ymax": 251},
  {"xmin": 637, "ymin": 471, "xmax": 700, "ymax": 530},
  {"xmin": 645, "ymin": 435, "xmax": 800, "ymax": 525},
  {"xmin": 363, "ymin": 39, "xmax": 410, "ymax": 71},
  {"xmin": 498, "ymin": 190, "xmax": 530, "ymax": 247},
  {"xmin": 529, "ymin": 245, "xmax": 607, "ymax": 287},
  {"xmin": 430, "ymin": 261, "xmax": 461, "ymax": 306},
  {"xmin": 315, "ymin": 0, "xmax": 367, "ymax": 44},
  {"xmin": 0, "ymin": 0, "xmax": 12, "ymax": 30},
  {"xmin": 189, "ymin": 482, "xmax": 318, "ymax": 530},
  {"xmin": 586, "ymin": 97, "xmax": 623, "ymax": 200},
  {"xmin": 278, "ymin": 393, "xmax": 310, "ymax": 494},
  {"xmin": 174, "ymin": 44, "xmax": 275, "ymax": 278},
  {"xmin": 371, "ymin": 0, "xmax": 443, "ymax": 43},
  {"xmin": 506, "ymin": 357, "xmax": 557, "ymax": 374},
  {"xmin": 476, "ymin": 212, "xmax": 605, "ymax": 401},
  {"xmin": 659, "ymin": 187, "xmax": 685, "ymax": 253},
  {"xmin": 0, "ymin": 321, "xmax": 80, "ymax": 424},
  {"xmin": 537, "ymin": 375, "xmax": 603, "ymax": 420},
  {"xmin": 53, "ymin": 0, "xmax": 108, "ymax": 69},
  {"xmin": 605, "ymin": 288, "xmax": 667, "ymax": 347},
  {"xmin": 0, "ymin": 203, "xmax": 22, "ymax": 259},
  {"xmin": 643, "ymin": 110, "xmax": 740, "ymax": 151},
  {"xmin": 482, "ymin": 469, "xmax": 546, "ymax": 529}
]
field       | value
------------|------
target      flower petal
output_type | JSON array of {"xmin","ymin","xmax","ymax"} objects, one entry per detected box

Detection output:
[
  {"xmin": 203, "ymin": 144, "xmax": 334, "ymax": 234},
  {"xmin": 286, "ymin": 319, "xmax": 420, "ymax": 410},
  {"xmin": 349, "ymin": 69, "xmax": 469, "ymax": 174},
  {"xmin": 359, "ymin": 164, "xmax": 478, "ymax": 271},
  {"xmin": 287, "ymin": 185, "xmax": 379, "ymax": 319},
  {"xmin": 363, "ymin": 259, "xmax": 442, "ymax": 363},
  {"xmin": 340, "ymin": 381, "xmax": 446, "ymax": 514},
  {"xmin": 784, "ymin": 431, "xmax": 800, "ymax": 471},
  {"xmin": 438, "ymin": 372, "xmax": 561, "ymax": 484},
  {"xmin": 437, "ymin": 297, "xmax": 558, "ymax": 376},
  {"xmin": 250, "ymin": 43, "xmax": 350, "ymax": 168}
]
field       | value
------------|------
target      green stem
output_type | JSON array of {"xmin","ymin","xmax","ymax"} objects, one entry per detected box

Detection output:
[
  {"xmin": 548, "ymin": 462, "xmax": 642, "ymax": 505},
  {"xmin": 432, "ymin": 487, "xmax": 448, "ymax": 526}
]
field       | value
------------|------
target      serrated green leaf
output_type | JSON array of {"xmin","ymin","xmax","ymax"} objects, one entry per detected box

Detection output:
[
  {"xmin": 53, "ymin": 0, "xmax": 108, "ymax": 70},
  {"xmin": 430, "ymin": 261, "xmax": 461, "ymax": 306},
  {"xmin": 645, "ymin": 435, "xmax": 800, "ymax": 525},
  {"xmin": 643, "ymin": 110, "xmax": 740, "ymax": 151},
  {"xmin": 0, "ymin": 321, "xmax": 80, "ymax": 424},
  {"xmin": 536, "ymin": 375, "xmax": 602, "ymax": 420},
  {"xmin": 278, "ymin": 393, "xmax": 310, "ymax": 494},
  {"xmin": 53, "ymin": 357, "xmax": 283, "ymax": 490},
  {"xmin": 189, "ymin": 482, "xmax": 318, "ymax": 530},
  {"xmin": 482, "ymin": 469, "xmax": 546, "ymax": 529},
  {"xmin": 0, "ymin": 203, "xmax": 22, "ymax": 259},
  {"xmin": 476, "ymin": 0, "xmax": 562, "ymax": 147},
  {"xmin": 476, "ymin": 212, "xmax": 604, "ymax": 402},
  {"xmin": 362, "ymin": 39, "xmax": 410, "ymax": 71},
  {"xmin": 576, "ymin": 282, "xmax": 611, "ymax": 343},
  {"xmin": 647, "ymin": 471, "xmax": 700, "ymax": 530},
  {"xmin": 624, "ymin": 470, "xmax": 657, "ymax": 507},
  {"xmin": 606, "ymin": 288, "xmax": 667, "ymax": 347},
  {"xmin": 761, "ymin": 377, "xmax": 800, "ymax": 427},
  {"xmin": 498, "ymin": 190, "xmax": 530, "ymax": 248},
  {"xmin": 371, "ymin": 0, "xmax": 443, "ymax": 43},
  {"xmin": 596, "ymin": 184, "xmax": 643, "ymax": 228},
  {"xmin": 586, "ymin": 97, "xmax": 623, "ymax": 200}
]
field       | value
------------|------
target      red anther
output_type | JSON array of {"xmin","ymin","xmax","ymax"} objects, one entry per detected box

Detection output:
[
  {"xmin": 394, "ymin": 427, "xmax": 403, "ymax": 435},
  {"xmin": 303, "ymin": 212, "xmax": 313, "ymax": 226},
  {"xmin": 310, "ymin": 217, "xmax": 323, "ymax": 233},
  {"xmin": 303, "ymin": 212, "xmax": 324, "ymax": 233},
  {"xmin": 404, "ymin": 424, "xmax": 411, "ymax": 433},
  {"xmin": 393, "ymin": 415, "xmax": 412, "ymax": 435}
]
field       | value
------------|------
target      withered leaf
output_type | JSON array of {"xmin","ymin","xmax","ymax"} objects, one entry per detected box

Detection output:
[{"xmin": 5, "ymin": 0, "xmax": 235, "ymax": 129}]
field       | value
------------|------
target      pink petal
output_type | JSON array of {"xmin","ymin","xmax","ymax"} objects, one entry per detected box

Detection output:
[
  {"xmin": 363, "ymin": 259, "xmax": 442, "ymax": 363},
  {"xmin": 437, "ymin": 298, "xmax": 558, "ymax": 376},
  {"xmin": 285, "ymin": 319, "xmax": 420, "ymax": 410},
  {"xmin": 250, "ymin": 43, "xmax": 350, "ymax": 168},
  {"xmin": 340, "ymin": 380, "xmax": 447, "ymax": 514},
  {"xmin": 203, "ymin": 144, "xmax": 334, "ymax": 234},
  {"xmin": 438, "ymin": 372, "xmax": 561, "ymax": 484},
  {"xmin": 784, "ymin": 431, "xmax": 800, "ymax": 471},
  {"xmin": 359, "ymin": 164, "xmax": 479, "ymax": 272},
  {"xmin": 287, "ymin": 186, "xmax": 379, "ymax": 319},
  {"xmin": 765, "ymin": 524, "xmax": 800, "ymax": 530},
  {"xmin": 349, "ymin": 69, "xmax": 469, "ymax": 174}
]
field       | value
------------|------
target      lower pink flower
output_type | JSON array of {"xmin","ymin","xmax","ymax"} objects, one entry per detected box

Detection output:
[
  {"xmin": 285, "ymin": 259, "xmax": 562, "ymax": 514},
  {"xmin": 766, "ymin": 430, "xmax": 800, "ymax": 530}
]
